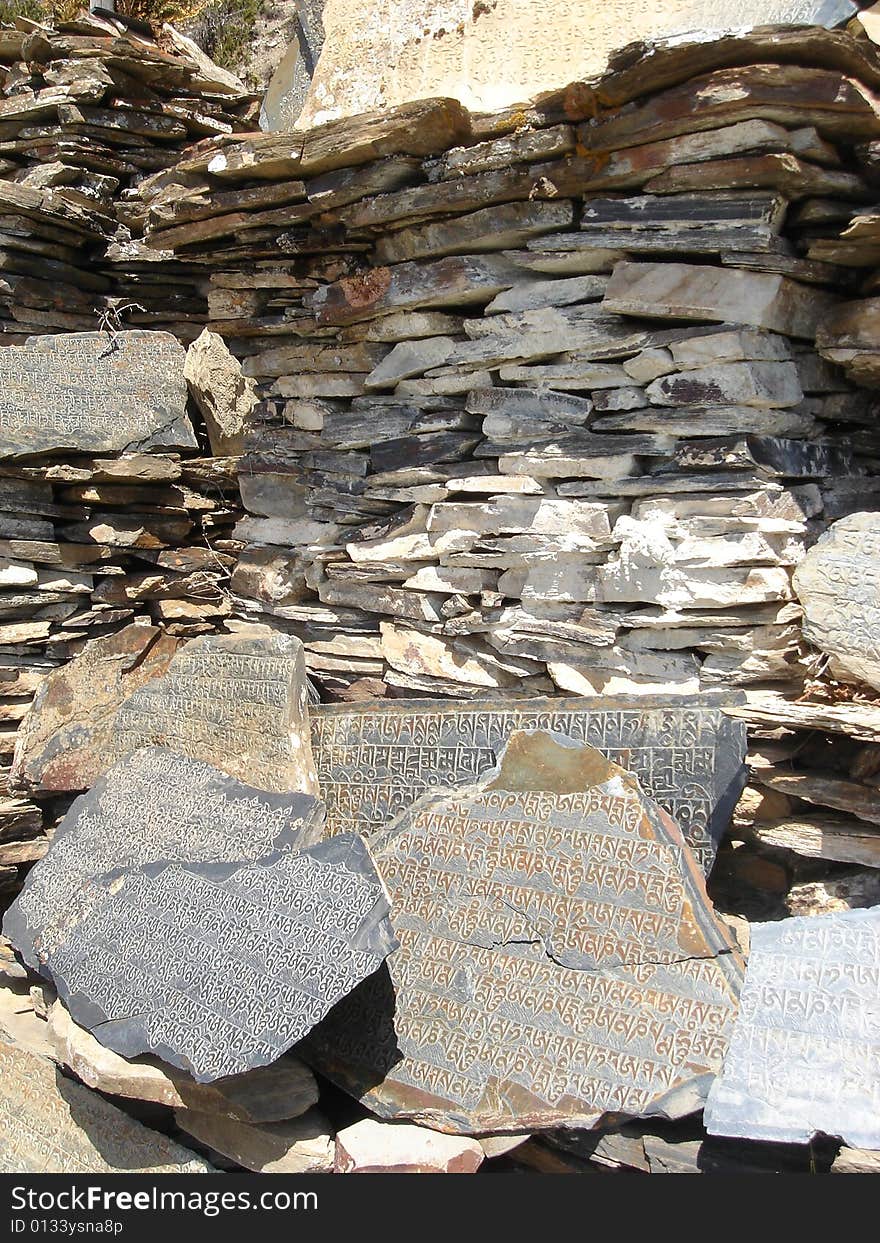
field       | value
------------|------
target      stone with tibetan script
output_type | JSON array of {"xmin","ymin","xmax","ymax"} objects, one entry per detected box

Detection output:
[
  {"xmin": 13, "ymin": 629, "xmax": 319, "ymax": 796},
  {"xmin": 4, "ymin": 746, "xmax": 326, "ymax": 978},
  {"xmin": 5, "ymin": 829, "xmax": 395, "ymax": 1083},
  {"xmin": 310, "ymin": 695, "xmax": 747, "ymax": 872},
  {"xmin": 704, "ymin": 907, "xmax": 880, "ymax": 1148},
  {"xmin": 0, "ymin": 1038, "xmax": 212, "ymax": 1173},
  {"xmin": 0, "ymin": 332, "xmax": 195, "ymax": 461},
  {"xmin": 793, "ymin": 513, "xmax": 880, "ymax": 692},
  {"xmin": 303, "ymin": 731, "xmax": 744, "ymax": 1134},
  {"xmin": 10, "ymin": 624, "xmax": 179, "ymax": 795}
]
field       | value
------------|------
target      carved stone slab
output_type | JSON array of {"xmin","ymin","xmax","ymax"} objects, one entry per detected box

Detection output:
[
  {"xmin": 0, "ymin": 331, "xmax": 196, "ymax": 461},
  {"xmin": 793, "ymin": 513, "xmax": 880, "ymax": 692},
  {"xmin": 311, "ymin": 695, "xmax": 747, "ymax": 871},
  {"xmin": 7, "ymin": 828, "xmax": 396, "ymax": 1082},
  {"xmin": 303, "ymin": 731, "xmax": 744, "ymax": 1134},
  {"xmin": 5, "ymin": 746, "xmax": 326, "ymax": 977},
  {"xmin": 705, "ymin": 907, "xmax": 880, "ymax": 1148},
  {"xmin": 0, "ymin": 1037, "xmax": 212, "ymax": 1173},
  {"xmin": 14, "ymin": 630, "xmax": 320, "ymax": 796}
]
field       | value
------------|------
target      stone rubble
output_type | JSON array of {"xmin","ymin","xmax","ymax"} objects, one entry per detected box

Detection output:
[{"xmin": 0, "ymin": 10, "xmax": 879, "ymax": 1177}]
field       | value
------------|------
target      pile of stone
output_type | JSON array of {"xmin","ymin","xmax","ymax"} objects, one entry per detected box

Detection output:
[
  {"xmin": 0, "ymin": 11, "xmax": 256, "ymax": 341},
  {"xmin": 0, "ymin": 328, "xmax": 244, "ymax": 892},
  {"xmin": 123, "ymin": 26, "xmax": 880, "ymax": 724},
  {"xmin": 1, "ymin": 624, "xmax": 877, "ymax": 1174},
  {"xmin": 1, "ymin": 12, "xmax": 880, "ymax": 1177}
]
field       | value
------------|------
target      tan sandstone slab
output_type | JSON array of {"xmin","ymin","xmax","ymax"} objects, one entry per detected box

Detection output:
[
  {"xmin": 0, "ymin": 1037, "xmax": 212, "ymax": 1173},
  {"xmin": 13, "ymin": 628, "xmax": 319, "ymax": 796}
]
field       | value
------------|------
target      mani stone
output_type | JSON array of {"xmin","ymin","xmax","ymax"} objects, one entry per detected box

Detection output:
[
  {"xmin": 792, "ymin": 513, "xmax": 880, "ymax": 692},
  {"xmin": 5, "ymin": 814, "xmax": 396, "ymax": 1082},
  {"xmin": 304, "ymin": 730, "xmax": 744, "ymax": 1134},
  {"xmin": 0, "ymin": 331, "xmax": 196, "ymax": 461},
  {"xmin": 704, "ymin": 907, "xmax": 880, "ymax": 1149},
  {"xmin": 5, "ymin": 746, "xmax": 326, "ymax": 983},
  {"xmin": 295, "ymin": 0, "xmax": 857, "ymax": 126},
  {"xmin": 13, "ymin": 629, "xmax": 319, "ymax": 796},
  {"xmin": 310, "ymin": 695, "xmax": 748, "ymax": 872},
  {"xmin": 0, "ymin": 1037, "xmax": 211, "ymax": 1174},
  {"xmin": 10, "ymin": 622, "xmax": 181, "ymax": 795}
]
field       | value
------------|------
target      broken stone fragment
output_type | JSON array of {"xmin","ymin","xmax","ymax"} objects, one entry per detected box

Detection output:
[
  {"xmin": 13, "ymin": 628, "xmax": 319, "ymax": 795},
  {"xmin": 793, "ymin": 512, "xmax": 880, "ymax": 691},
  {"xmin": 334, "ymin": 1118, "xmax": 484, "ymax": 1173},
  {"xmin": 303, "ymin": 730, "xmax": 744, "ymax": 1133},
  {"xmin": 184, "ymin": 327, "xmax": 257, "ymax": 455},
  {"xmin": 705, "ymin": 907, "xmax": 880, "ymax": 1149},
  {"xmin": 0, "ymin": 331, "xmax": 196, "ymax": 461},
  {"xmin": 10, "ymin": 622, "xmax": 181, "ymax": 795},
  {"xmin": 176, "ymin": 1108, "xmax": 334, "ymax": 1173}
]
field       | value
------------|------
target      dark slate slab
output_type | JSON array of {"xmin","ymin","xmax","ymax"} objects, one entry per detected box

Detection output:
[
  {"xmin": 0, "ymin": 331, "xmax": 196, "ymax": 461},
  {"xmin": 302, "ymin": 730, "xmax": 744, "ymax": 1134},
  {"xmin": 4, "ymin": 749, "xmax": 397, "ymax": 1081},
  {"xmin": 310, "ymin": 693, "xmax": 748, "ymax": 872},
  {"xmin": 5, "ymin": 746, "xmax": 325, "ymax": 973},
  {"xmin": 705, "ymin": 906, "xmax": 880, "ymax": 1148}
]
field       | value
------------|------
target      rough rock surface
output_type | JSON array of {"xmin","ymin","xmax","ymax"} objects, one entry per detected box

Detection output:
[
  {"xmin": 793, "ymin": 512, "xmax": 880, "ymax": 690},
  {"xmin": 185, "ymin": 328, "xmax": 258, "ymax": 456},
  {"xmin": 13, "ymin": 630, "xmax": 319, "ymax": 796}
]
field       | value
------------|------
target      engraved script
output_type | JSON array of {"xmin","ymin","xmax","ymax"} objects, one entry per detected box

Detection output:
[
  {"xmin": 311, "ymin": 695, "xmax": 747, "ymax": 870},
  {"xmin": 305, "ymin": 732, "xmax": 743, "ymax": 1133},
  {"xmin": 705, "ymin": 906, "xmax": 880, "ymax": 1148},
  {"xmin": 0, "ymin": 331, "xmax": 196, "ymax": 460}
]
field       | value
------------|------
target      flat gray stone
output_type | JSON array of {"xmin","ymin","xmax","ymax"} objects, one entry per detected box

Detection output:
[
  {"xmin": 5, "ymin": 747, "xmax": 325, "ymax": 978},
  {"xmin": 705, "ymin": 907, "xmax": 880, "ymax": 1148},
  {"xmin": 304, "ymin": 731, "xmax": 744, "ymax": 1134},
  {"xmin": 793, "ymin": 513, "xmax": 880, "ymax": 691},
  {"xmin": 6, "ymin": 781, "xmax": 395, "ymax": 1081},
  {"xmin": 0, "ymin": 332, "xmax": 195, "ymax": 461},
  {"xmin": 311, "ymin": 694, "xmax": 747, "ymax": 872}
]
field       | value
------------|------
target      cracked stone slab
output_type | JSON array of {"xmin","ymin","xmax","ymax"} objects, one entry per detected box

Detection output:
[
  {"xmin": 0, "ymin": 1036, "xmax": 212, "ymax": 1173},
  {"xmin": 310, "ymin": 695, "xmax": 747, "ymax": 872},
  {"xmin": 793, "ymin": 512, "xmax": 880, "ymax": 692},
  {"xmin": 0, "ymin": 331, "xmax": 196, "ymax": 461},
  {"xmin": 302, "ymin": 730, "xmax": 744, "ymax": 1134},
  {"xmin": 5, "ymin": 765, "xmax": 396, "ymax": 1080},
  {"xmin": 705, "ymin": 907, "xmax": 880, "ymax": 1149},
  {"xmin": 13, "ymin": 629, "xmax": 319, "ymax": 796}
]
